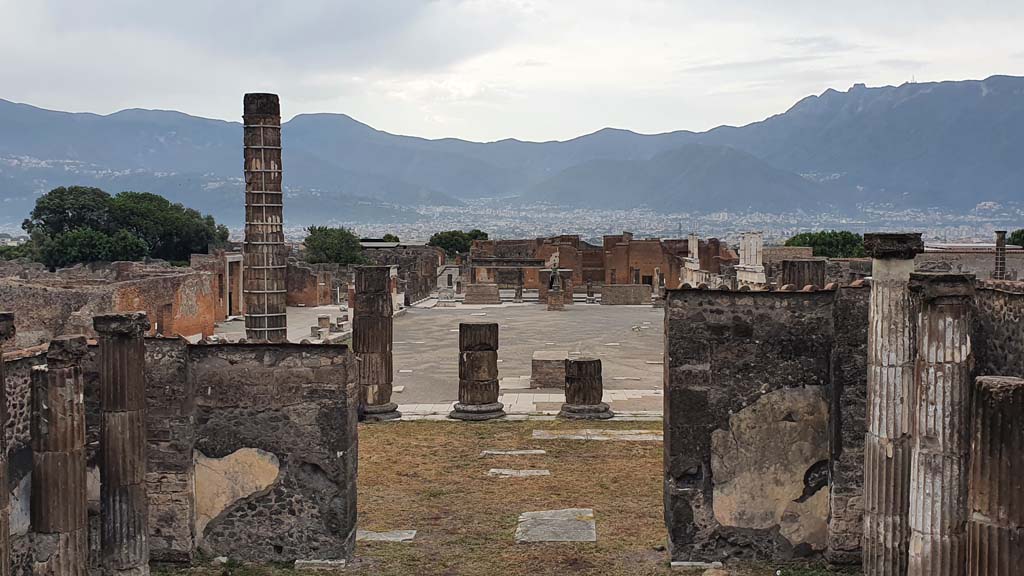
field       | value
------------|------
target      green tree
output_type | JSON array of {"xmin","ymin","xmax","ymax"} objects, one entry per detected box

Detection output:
[
  {"xmin": 427, "ymin": 229, "xmax": 489, "ymax": 257},
  {"xmin": 1010, "ymin": 229, "xmax": 1024, "ymax": 248},
  {"xmin": 38, "ymin": 228, "xmax": 148, "ymax": 269},
  {"xmin": 110, "ymin": 191, "xmax": 229, "ymax": 262},
  {"xmin": 0, "ymin": 243, "xmax": 32, "ymax": 261},
  {"xmin": 784, "ymin": 230, "xmax": 866, "ymax": 258},
  {"xmin": 381, "ymin": 233, "xmax": 400, "ymax": 243},
  {"xmin": 22, "ymin": 186, "xmax": 113, "ymax": 236},
  {"xmin": 304, "ymin": 226, "xmax": 366, "ymax": 265}
]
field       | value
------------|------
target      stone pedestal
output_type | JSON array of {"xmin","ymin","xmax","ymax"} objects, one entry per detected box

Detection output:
[
  {"xmin": 354, "ymin": 266, "xmax": 400, "ymax": 422},
  {"xmin": 585, "ymin": 281, "xmax": 595, "ymax": 304},
  {"xmin": 0, "ymin": 312, "xmax": 13, "ymax": 576},
  {"xmin": 967, "ymin": 376, "xmax": 1024, "ymax": 575},
  {"xmin": 559, "ymin": 358, "xmax": 613, "ymax": 420},
  {"xmin": 547, "ymin": 288, "xmax": 564, "ymax": 311},
  {"xmin": 463, "ymin": 283, "xmax": 502, "ymax": 305},
  {"xmin": 450, "ymin": 323, "xmax": 505, "ymax": 421},
  {"xmin": 907, "ymin": 273, "xmax": 974, "ymax": 576},
  {"xmin": 862, "ymin": 232, "xmax": 924, "ymax": 576},
  {"xmin": 31, "ymin": 335, "xmax": 89, "ymax": 576},
  {"xmin": 94, "ymin": 312, "xmax": 151, "ymax": 576},
  {"xmin": 531, "ymin": 351, "xmax": 567, "ymax": 389}
]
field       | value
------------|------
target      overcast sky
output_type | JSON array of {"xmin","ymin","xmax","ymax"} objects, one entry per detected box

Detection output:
[{"xmin": 3, "ymin": 0, "xmax": 1023, "ymax": 142}]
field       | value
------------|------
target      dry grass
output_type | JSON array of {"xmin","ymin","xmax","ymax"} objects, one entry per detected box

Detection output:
[{"xmin": 166, "ymin": 420, "xmax": 858, "ymax": 576}]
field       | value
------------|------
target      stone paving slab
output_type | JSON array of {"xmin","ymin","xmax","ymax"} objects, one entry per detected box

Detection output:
[
  {"xmin": 357, "ymin": 530, "xmax": 417, "ymax": 542},
  {"xmin": 515, "ymin": 508, "xmax": 596, "ymax": 543},
  {"xmin": 532, "ymin": 429, "xmax": 663, "ymax": 441},
  {"xmin": 480, "ymin": 449, "xmax": 547, "ymax": 456},
  {"xmin": 488, "ymin": 469, "xmax": 551, "ymax": 478}
]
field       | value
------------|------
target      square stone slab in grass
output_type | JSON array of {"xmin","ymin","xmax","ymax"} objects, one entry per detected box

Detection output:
[
  {"xmin": 532, "ymin": 429, "xmax": 662, "ymax": 442},
  {"xmin": 515, "ymin": 508, "xmax": 596, "ymax": 543},
  {"xmin": 480, "ymin": 449, "xmax": 546, "ymax": 456},
  {"xmin": 488, "ymin": 468, "xmax": 551, "ymax": 478},
  {"xmin": 357, "ymin": 530, "xmax": 417, "ymax": 542}
]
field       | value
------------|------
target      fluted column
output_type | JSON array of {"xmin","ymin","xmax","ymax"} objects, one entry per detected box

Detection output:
[
  {"xmin": 559, "ymin": 358, "xmax": 613, "ymax": 420},
  {"xmin": 907, "ymin": 273, "xmax": 974, "ymax": 576},
  {"xmin": 967, "ymin": 376, "xmax": 1024, "ymax": 575},
  {"xmin": 863, "ymin": 232, "xmax": 924, "ymax": 576},
  {"xmin": 94, "ymin": 312, "xmax": 150, "ymax": 576},
  {"xmin": 0, "ymin": 312, "xmax": 14, "ymax": 576},
  {"xmin": 449, "ymin": 323, "xmax": 505, "ymax": 421},
  {"xmin": 354, "ymin": 266, "xmax": 400, "ymax": 422},
  {"xmin": 32, "ymin": 335, "xmax": 89, "ymax": 576}
]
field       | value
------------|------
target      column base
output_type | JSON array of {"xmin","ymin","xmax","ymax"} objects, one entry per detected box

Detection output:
[
  {"xmin": 362, "ymin": 402, "xmax": 402, "ymax": 422},
  {"xmin": 558, "ymin": 402, "xmax": 614, "ymax": 420},
  {"xmin": 449, "ymin": 402, "xmax": 506, "ymax": 421}
]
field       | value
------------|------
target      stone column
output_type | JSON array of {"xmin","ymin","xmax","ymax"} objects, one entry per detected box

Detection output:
[
  {"xmin": 559, "ymin": 358, "xmax": 613, "ymax": 420},
  {"xmin": 907, "ymin": 273, "xmax": 974, "ymax": 576},
  {"xmin": 450, "ymin": 323, "xmax": 505, "ymax": 421},
  {"xmin": 967, "ymin": 376, "xmax": 1024, "ymax": 575},
  {"xmin": 513, "ymin": 269, "xmax": 524, "ymax": 303},
  {"xmin": 32, "ymin": 335, "xmax": 89, "ymax": 576},
  {"xmin": 863, "ymin": 232, "xmax": 924, "ymax": 576},
  {"xmin": 354, "ymin": 266, "xmax": 400, "ymax": 422},
  {"xmin": 586, "ymin": 281, "xmax": 595, "ymax": 304},
  {"xmin": 993, "ymin": 231, "xmax": 1007, "ymax": 281},
  {"xmin": 0, "ymin": 312, "xmax": 14, "ymax": 576},
  {"xmin": 243, "ymin": 93, "xmax": 288, "ymax": 342},
  {"xmin": 94, "ymin": 312, "xmax": 151, "ymax": 576}
]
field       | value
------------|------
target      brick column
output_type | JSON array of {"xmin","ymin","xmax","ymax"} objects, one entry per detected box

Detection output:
[
  {"xmin": 94, "ymin": 312, "xmax": 151, "ymax": 576},
  {"xmin": 513, "ymin": 269, "xmax": 524, "ymax": 303},
  {"xmin": 863, "ymin": 232, "xmax": 924, "ymax": 576},
  {"xmin": 907, "ymin": 273, "xmax": 974, "ymax": 576},
  {"xmin": 354, "ymin": 267, "xmax": 400, "ymax": 422},
  {"xmin": 993, "ymin": 231, "xmax": 1007, "ymax": 281},
  {"xmin": 0, "ymin": 312, "xmax": 14, "ymax": 576},
  {"xmin": 450, "ymin": 323, "xmax": 505, "ymax": 421},
  {"xmin": 243, "ymin": 93, "xmax": 288, "ymax": 342},
  {"xmin": 559, "ymin": 358, "xmax": 613, "ymax": 420},
  {"xmin": 967, "ymin": 376, "xmax": 1024, "ymax": 575},
  {"xmin": 31, "ymin": 335, "xmax": 89, "ymax": 575}
]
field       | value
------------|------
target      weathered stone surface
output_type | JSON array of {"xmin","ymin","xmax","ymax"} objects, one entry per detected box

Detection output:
[
  {"xmin": 530, "ymin": 351, "xmax": 566, "ymax": 389},
  {"xmin": 356, "ymin": 530, "xmax": 416, "ymax": 543},
  {"xmin": 710, "ymin": 387, "xmax": 829, "ymax": 551},
  {"xmin": 600, "ymin": 284, "xmax": 651, "ymax": 305},
  {"xmin": 514, "ymin": 509, "xmax": 596, "ymax": 543},
  {"xmin": 354, "ymin": 267, "xmax": 399, "ymax": 421},
  {"xmin": 463, "ymin": 284, "xmax": 501, "ymax": 305},
  {"xmin": 532, "ymin": 429, "xmax": 660, "ymax": 441},
  {"xmin": 194, "ymin": 448, "xmax": 280, "ymax": 539},
  {"xmin": 560, "ymin": 358, "xmax": 612, "ymax": 420},
  {"xmin": 863, "ymin": 232, "xmax": 925, "ymax": 260},
  {"xmin": 451, "ymin": 323, "xmax": 504, "ymax": 421},
  {"xmin": 487, "ymin": 469, "xmax": 551, "ymax": 478}
]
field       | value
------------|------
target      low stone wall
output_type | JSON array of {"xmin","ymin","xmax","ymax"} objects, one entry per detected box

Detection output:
[
  {"xmin": 463, "ymin": 283, "xmax": 501, "ymax": 305},
  {"xmin": 531, "ymin": 351, "xmax": 567, "ymax": 389},
  {"xmin": 600, "ymin": 284, "xmax": 651, "ymax": 305}
]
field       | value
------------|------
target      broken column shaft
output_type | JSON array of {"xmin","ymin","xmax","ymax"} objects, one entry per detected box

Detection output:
[
  {"xmin": 907, "ymin": 273, "xmax": 974, "ymax": 576},
  {"xmin": 450, "ymin": 323, "xmax": 505, "ymax": 421},
  {"xmin": 243, "ymin": 93, "xmax": 288, "ymax": 342},
  {"xmin": 354, "ymin": 267, "xmax": 400, "ymax": 422},
  {"xmin": 863, "ymin": 232, "xmax": 924, "ymax": 576},
  {"xmin": 559, "ymin": 358, "xmax": 613, "ymax": 420},
  {"xmin": 32, "ymin": 335, "xmax": 89, "ymax": 576},
  {"xmin": 967, "ymin": 376, "xmax": 1024, "ymax": 575},
  {"xmin": 0, "ymin": 312, "xmax": 14, "ymax": 576},
  {"xmin": 94, "ymin": 312, "xmax": 151, "ymax": 576}
]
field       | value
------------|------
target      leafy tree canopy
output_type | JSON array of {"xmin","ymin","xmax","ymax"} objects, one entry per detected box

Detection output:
[
  {"xmin": 20, "ymin": 186, "xmax": 229, "ymax": 269},
  {"xmin": 381, "ymin": 233, "xmax": 400, "ymax": 243},
  {"xmin": 427, "ymin": 229, "xmax": 488, "ymax": 257},
  {"xmin": 784, "ymin": 230, "xmax": 866, "ymax": 258},
  {"xmin": 304, "ymin": 226, "xmax": 366, "ymax": 265},
  {"xmin": 1010, "ymin": 229, "xmax": 1024, "ymax": 248}
]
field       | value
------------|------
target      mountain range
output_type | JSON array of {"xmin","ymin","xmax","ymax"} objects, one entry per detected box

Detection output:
[{"xmin": 2, "ymin": 74, "xmax": 1022, "ymax": 226}]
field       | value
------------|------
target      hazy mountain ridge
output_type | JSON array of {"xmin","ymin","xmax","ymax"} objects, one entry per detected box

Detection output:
[{"xmin": 1, "ymin": 75, "xmax": 1021, "ymax": 224}]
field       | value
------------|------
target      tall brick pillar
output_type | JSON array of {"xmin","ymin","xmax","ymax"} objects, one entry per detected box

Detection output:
[
  {"xmin": 967, "ymin": 376, "xmax": 1024, "ymax": 575},
  {"xmin": 0, "ymin": 312, "xmax": 14, "ymax": 576},
  {"xmin": 243, "ymin": 93, "xmax": 287, "ymax": 342},
  {"xmin": 94, "ymin": 312, "xmax": 151, "ymax": 576},
  {"xmin": 993, "ymin": 231, "xmax": 1007, "ymax": 281},
  {"xmin": 907, "ymin": 273, "xmax": 974, "ymax": 576},
  {"xmin": 450, "ymin": 323, "xmax": 505, "ymax": 421},
  {"xmin": 863, "ymin": 232, "xmax": 924, "ymax": 576},
  {"xmin": 32, "ymin": 335, "xmax": 89, "ymax": 576},
  {"xmin": 354, "ymin": 266, "xmax": 400, "ymax": 422}
]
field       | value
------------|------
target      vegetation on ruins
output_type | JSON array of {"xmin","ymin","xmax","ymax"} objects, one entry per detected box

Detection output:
[
  {"xmin": 427, "ymin": 229, "xmax": 488, "ymax": 257},
  {"xmin": 16, "ymin": 186, "xmax": 230, "ymax": 269},
  {"xmin": 381, "ymin": 233, "xmax": 400, "ymax": 242},
  {"xmin": 303, "ymin": 225, "xmax": 367, "ymax": 265},
  {"xmin": 1011, "ymin": 229, "xmax": 1024, "ymax": 248},
  {"xmin": 784, "ymin": 230, "xmax": 866, "ymax": 258}
]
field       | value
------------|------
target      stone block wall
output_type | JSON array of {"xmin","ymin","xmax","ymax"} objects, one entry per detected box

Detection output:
[
  {"xmin": 664, "ymin": 288, "xmax": 843, "ymax": 563},
  {"xmin": 600, "ymin": 284, "xmax": 652, "ymax": 305}
]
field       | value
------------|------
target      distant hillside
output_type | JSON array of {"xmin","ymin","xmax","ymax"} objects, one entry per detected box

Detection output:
[{"xmin": 1, "ymin": 74, "xmax": 1022, "ymax": 224}]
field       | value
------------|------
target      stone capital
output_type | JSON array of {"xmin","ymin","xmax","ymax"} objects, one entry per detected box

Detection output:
[
  {"xmin": 243, "ymin": 93, "xmax": 280, "ymax": 116},
  {"xmin": 0, "ymin": 311, "xmax": 14, "ymax": 341},
  {"xmin": 909, "ymin": 272, "xmax": 975, "ymax": 300},
  {"xmin": 863, "ymin": 232, "xmax": 924, "ymax": 260},
  {"xmin": 93, "ymin": 312, "xmax": 151, "ymax": 336},
  {"xmin": 47, "ymin": 334, "xmax": 89, "ymax": 368}
]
